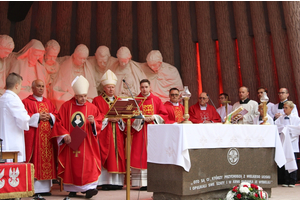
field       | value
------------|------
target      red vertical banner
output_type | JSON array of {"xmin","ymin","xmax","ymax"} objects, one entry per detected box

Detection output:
[
  {"xmin": 235, "ymin": 39, "xmax": 243, "ymax": 87},
  {"xmin": 215, "ymin": 41, "xmax": 223, "ymax": 94},
  {"xmin": 196, "ymin": 43, "xmax": 202, "ymax": 95}
]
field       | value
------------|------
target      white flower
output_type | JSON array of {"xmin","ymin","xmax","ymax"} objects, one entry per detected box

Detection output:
[
  {"xmin": 239, "ymin": 186, "xmax": 250, "ymax": 194},
  {"xmin": 225, "ymin": 191, "xmax": 235, "ymax": 200},
  {"xmin": 240, "ymin": 182, "xmax": 251, "ymax": 187}
]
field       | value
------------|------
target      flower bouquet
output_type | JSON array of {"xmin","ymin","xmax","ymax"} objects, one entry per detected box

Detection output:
[{"xmin": 225, "ymin": 182, "xmax": 268, "ymax": 200}]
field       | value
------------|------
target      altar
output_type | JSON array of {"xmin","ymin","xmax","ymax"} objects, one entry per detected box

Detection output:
[{"xmin": 147, "ymin": 124, "xmax": 286, "ymax": 200}]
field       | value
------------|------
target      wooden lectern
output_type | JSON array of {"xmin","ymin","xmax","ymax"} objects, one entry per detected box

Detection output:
[{"xmin": 105, "ymin": 97, "xmax": 146, "ymax": 200}]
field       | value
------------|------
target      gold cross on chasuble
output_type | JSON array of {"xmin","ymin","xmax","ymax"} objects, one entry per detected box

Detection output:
[{"xmin": 73, "ymin": 150, "xmax": 81, "ymax": 157}]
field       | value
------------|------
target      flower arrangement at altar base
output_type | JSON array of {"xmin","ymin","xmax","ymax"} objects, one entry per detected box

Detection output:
[{"xmin": 224, "ymin": 182, "xmax": 268, "ymax": 200}]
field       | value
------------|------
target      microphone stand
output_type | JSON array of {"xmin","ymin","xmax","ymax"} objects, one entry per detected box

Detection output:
[
  {"xmin": 207, "ymin": 94, "xmax": 223, "ymax": 121},
  {"xmin": 122, "ymin": 79, "xmax": 144, "ymax": 119}
]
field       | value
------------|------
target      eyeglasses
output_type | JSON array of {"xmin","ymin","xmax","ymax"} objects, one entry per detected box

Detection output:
[
  {"xmin": 170, "ymin": 94, "xmax": 179, "ymax": 97},
  {"xmin": 199, "ymin": 97, "xmax": 207, "ymax": 100},
  {"xmin": 278, "ymin": 92, "xmax": 286, "ymax": 95}
]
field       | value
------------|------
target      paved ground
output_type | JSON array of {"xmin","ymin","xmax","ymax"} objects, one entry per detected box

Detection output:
[{"xmin": 20, "ymin": 183, "xmax": 300, "ymax": 200}]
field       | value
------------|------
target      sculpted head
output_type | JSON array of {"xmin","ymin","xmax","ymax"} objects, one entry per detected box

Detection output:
[
  {"xmin": 18, "ymin": 39, "xmax": 45, "ymax": 66},
  {"xmin": 73, "ymin": 44, "xmax": 89, "ymax": 66},
  {"xmin": 32, "ymin": 79, "xmax": 45, "ymax": 97},
  {"xmin": 116, "ymin": 46, "xmax": 132, "ymax": 66},
  {"xmin": 5, "ymin": 72, "xmax": 23, "ymax": 95},
  {"xmin": 140, "ymin": 79, "xmax": 151, "ymax": 97},
  {"xmin": 95, "ymin": 46, "xmax": 110, "ymax": 69},
  {"xmin": 146, "ymin": 50, "xmax": 162, "ymax": 73},
  {"xmin": 44, "ymin": 40, "xmax": 60, "ymax": 66},
  {"xmin": 198, "ymin": 92, "xmax": 209, "ymax": 106},
  {"xmin": 0, "ymin": 35, "xmax": 14, "ymax": 59},
  {"xmin": 239, "ymin": 86, "xmax": 249, "ymax": 101}
]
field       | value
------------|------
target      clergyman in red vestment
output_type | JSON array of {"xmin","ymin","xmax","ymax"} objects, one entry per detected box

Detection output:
[
  {"xmin": 131, "ymin": 79, "xmax": 168, "ymax": 190},
  {"xmin": 189, "ymin": 92, "xmax": 221, "ymax": 123},
  {"xmin": 51, "ymin": 75, "xmax": 103, "ymax": 198},
  {"xmin": 93, "ymin": 69, "xmax": 125, "ymax": 190},
  {"xmin": 164, "ymin": 87, "xmax": 184, "ymax": 123},
  {"xmin": 23, "ymin": 79, "xmax": 58, "ymax": 196}
]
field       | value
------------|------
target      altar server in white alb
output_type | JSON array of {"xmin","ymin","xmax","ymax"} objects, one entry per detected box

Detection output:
[
  {"xmin": 232, "ymin": 86, "xmax": 259, "ymax": 124},
  {"xmin": 270, "ymin": 88, "xmax": 298, "ymax": 120},
  {"xmin": 0, "ymin": 72, "xmax": 30, "ymax": 162},
  {"xmin": 216, "ymin": 93, "xmax": 232, "ymax": 122},
  {"xmin": 275, "ymin": 101, "xmax": 300, "ymax": 188}
]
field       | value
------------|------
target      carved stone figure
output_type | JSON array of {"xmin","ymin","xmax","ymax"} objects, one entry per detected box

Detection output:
[
  {"xmin": 111, "ymin": 46, "xmax": 147, "ymax": 97},
  {"xmin": 140, "ymin": 50, "xmax": 183, "ymax": 103},
  {"xmin": 43, "ymin": 39, "xmax": 61, "ymax": 99},
  {"xmin": 87, "ymin": 45, "xmax": 118, "ymax": 94},
  {"xmin": 8, "ymin": 39, "xmax": 46, "ymax": 100},
  {"xmin": 0, "ymin": 35, "xmax": 14, "ymax": 97},
  {"xmin": 51, "ymin": 44, "xmax": 97, "ymax": 110}
]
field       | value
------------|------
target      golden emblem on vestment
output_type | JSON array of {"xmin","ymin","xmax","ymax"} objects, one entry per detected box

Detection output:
[
  {"xmin": 143, "ymin": 104, "xmax": 154, "ymax": 115},
  {"xmin": 126, "ymin": 104, "xmax": 133, "ymax": 111}
]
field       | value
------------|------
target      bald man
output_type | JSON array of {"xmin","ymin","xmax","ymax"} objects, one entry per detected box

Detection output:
[
  {"xmin": 22, "ymin": 79, "xmax": 58, "ymax": 197},
  {"xmin": 189, "ymin": 92, "xmax": 221, "ymax": 123},
  {"xmin": 232, "ymin": 86, "xmax": 259, "ymax": 124}
]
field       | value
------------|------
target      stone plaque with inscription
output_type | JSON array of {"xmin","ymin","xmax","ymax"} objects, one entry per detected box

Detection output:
[{"xmin": 148, "ymin": 148, "xmax": 276, "ymax": 200}]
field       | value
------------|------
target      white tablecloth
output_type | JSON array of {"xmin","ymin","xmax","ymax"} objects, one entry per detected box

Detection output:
[{"xmin": 147, "ymin": 124, "xmax": 286, "ymax": 172}]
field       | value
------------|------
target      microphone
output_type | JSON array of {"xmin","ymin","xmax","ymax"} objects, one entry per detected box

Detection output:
[
  {"xmin": 122, "ymin": 79, "xmax": 144, "ymax": 119},
  {"xmin": 207, "ymin": 94, "xmax": 222, "ymax": 120}
]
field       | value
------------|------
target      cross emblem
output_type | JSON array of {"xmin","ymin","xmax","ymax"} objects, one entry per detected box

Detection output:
[{"xmin": 73, "ymin": 150, "xmax": 81, "ymax": 157}]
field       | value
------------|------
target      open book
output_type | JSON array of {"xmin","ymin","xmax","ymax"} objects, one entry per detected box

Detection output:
[{"xmin": 224, "ymin": 106, "xmax": 248, "ymax": 123}]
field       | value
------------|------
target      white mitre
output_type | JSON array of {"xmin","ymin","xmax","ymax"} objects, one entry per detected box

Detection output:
[
  {"xmin": 100, "ymin": 69, "xmax": 118, "ymax": 86},
  {"xmin": 71, "ymin": 75, "xmax": 89, "ymax": 95}
]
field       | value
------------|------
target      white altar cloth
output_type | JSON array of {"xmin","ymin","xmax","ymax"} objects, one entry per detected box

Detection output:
[{"xmin": 147, "ymin": 124, "xmax": 286, "ymax": 172}]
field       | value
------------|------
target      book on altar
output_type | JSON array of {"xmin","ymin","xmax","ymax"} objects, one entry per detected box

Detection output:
[{"xmin": 68, "ymin": 126, "xmax": 87, "ymax": 151}]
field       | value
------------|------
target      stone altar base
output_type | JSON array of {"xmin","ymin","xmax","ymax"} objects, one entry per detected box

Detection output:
[{"xmin": 148, "ymin": 148, "xmax": 277, "ymax": 200}]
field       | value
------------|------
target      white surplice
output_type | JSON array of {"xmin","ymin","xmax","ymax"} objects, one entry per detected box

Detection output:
[{"xmin": 0, "ymin": 90, "xmax": 30, "ymax": 162}]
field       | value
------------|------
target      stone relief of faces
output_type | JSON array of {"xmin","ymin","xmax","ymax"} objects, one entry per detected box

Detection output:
[
  {"xmin": 116, "ymin": 46, "xmax": 132, "ymax": 67},
  {"xmin": 28, "ymin": 49, "xmax": 45, "ymax": 66},
  {"xmin": 147, "ymin": 60, "xmax": 162, "ymax": 73},
  {"xmin": 146, "ymin": 50, "xmax": 163, "ymax": 73},
  {"xmin": 72, "ymin": 44, "xmax": 89, "ymax": 66},
  {"xmin": 95, "ymin": 46, "xmax": 110, "ymax": 69},
  {"xmin": 44, "ymin": 40, "xmax": 60, "ymax": 66},
  {"xmin": 0, "ymin": 35, "xmax": 14, "ymax": 59},
  {"xmin": 45, "ymin": 48, "xmax": 59, "ymax": 66}
]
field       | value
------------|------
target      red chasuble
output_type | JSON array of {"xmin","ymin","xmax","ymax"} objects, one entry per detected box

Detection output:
[
  {"xmin": 131, "ymin": 93, "xmax": 168, "ymax": 169},
  {"xmin": 22, "ymin": 95, "xmax": 58, "ymax": 180},
  {"xmin": 51, "ymin": 98, "xmax": 103, "ymax": 186},
  {"xmin": 164, "ymin": 101, "xmax": 184, "ymax": 123},
  {"xmin": 92, "ymin": 93, "xmax": 126, "ymax": 173},
  {"xmin": 189, "ymin": 103, "xmax": 221, "ymax": 123}
]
